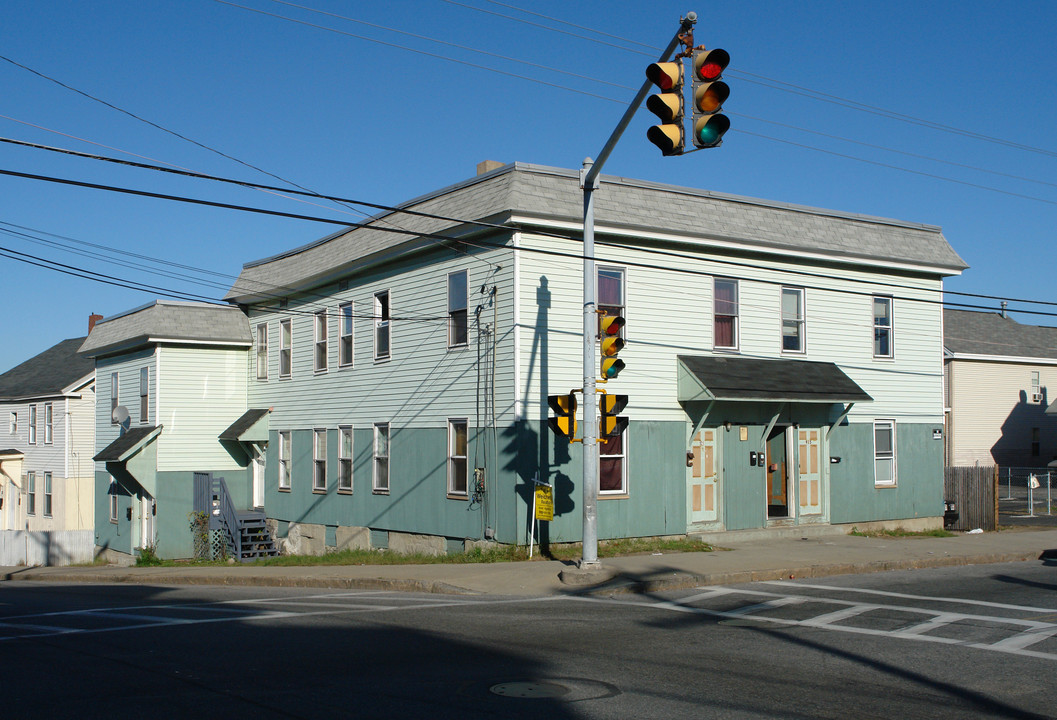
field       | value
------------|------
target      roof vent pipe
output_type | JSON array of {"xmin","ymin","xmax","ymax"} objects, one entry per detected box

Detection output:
[{"xmin": 1000, "ymin": 301, "xmax": 1008, "ymax": 319}]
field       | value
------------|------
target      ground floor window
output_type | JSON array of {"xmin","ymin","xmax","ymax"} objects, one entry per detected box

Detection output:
[
  {"xmin": 374, "ymin": 423, "xmax": 390, "ymax": 492},
  {"xmin": 313, "ymin": 429, "xmax": 327, "ymax": 492},
  {"xmin": 109, "ymin": 479, "xmax": 118, "ymax": 523},
  {"xmin": 874, "ymin": 420, "xmax": 896, "ymax": 486},
  {"xmin": 43, "ymin": 472, "xmax": 52, "ymax": 517},
  {"xmin": 26, "ymin": 471, "xmax": 36, "ymax": 515},
  {"xmin": 339, "ymin": 426, "xmax": 353, "ymax": 493},
  {"xmin": 278, "ymin": 431, "xmax": 291, "ymax": 490},
  {"xmin": 448, "ymin": 419, "xmax": 468, "ymax": 496},
  {"xmin": 600, "ymin": 428, "xmax": 627, "ymax": 495}
]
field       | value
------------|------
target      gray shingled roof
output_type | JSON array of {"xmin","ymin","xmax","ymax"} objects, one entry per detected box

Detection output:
[
  {"xmin": 225, "ymin": 162, "xmax": 967, "ymax": 304},
  {"xmin": 80, "ymin": 301, "xmax": 252, "ymax": 358},
  {"xmin": 0, "ymin": 337, "xmax": 94, "ymax": 400},
  {"xmin": 93, "ymin": 425, "xmax": 162, "ymax": 462},
  {"xmin": 678, "ymin": 355, "xmax": 873, "ymax": 403},
  {"xmin": 219, "ymin": 408, "xmax": 270, "ymax": 441},
  {"xmin": 944, "ymin": 309, "xmax": 1057, "ymax": 359}
]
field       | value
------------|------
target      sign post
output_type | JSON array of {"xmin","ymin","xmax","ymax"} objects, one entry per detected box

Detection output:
[{"xmin": 529, "ymin": 475, "xmax": 554, "ymax": 558}]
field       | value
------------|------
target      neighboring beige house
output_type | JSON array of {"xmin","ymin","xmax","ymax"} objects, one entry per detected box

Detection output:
[
  {"xmin": 0, "ymin": 333, "xmax": 96, "ymax": 532},
  {"xmin": 944, "ymin": 309, "xmax": 1057, "ymax": 468}
]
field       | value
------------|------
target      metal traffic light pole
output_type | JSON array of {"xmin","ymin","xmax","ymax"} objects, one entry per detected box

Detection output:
[{"xmin": 577, "ymin": 12, "xmax": 697, "ymax": 569}]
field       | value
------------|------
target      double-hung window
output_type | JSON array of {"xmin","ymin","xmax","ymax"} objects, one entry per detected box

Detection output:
[
  {"xmin": 109, "ymin": 480, "xmax": 119, "ymax": 523},
  {"xmin": 256, "ymin": 322, "xmax": 268, "ymax": 380},
  {"xmin": 278, "ymin": 431, "xmax": 291, "ymax": 490},
  {"xmin": 873, "ymin": 296, "xmax": 893, "ymax": 358},
  {"xmin": 314, "ymin": 310, "xmax": 329, "ymax": 372},
  {"xmin": 714, "ymin": 278, "xmax": 739, "ymax": 350},
  {"xmin": 874, "ymin": 420, "xmax": 896, "ymax": 486},
  {"xmin": 28, "ymin": 404, "xmax": 37, "ymax": 445},
  {"xmin": 597, "ymin": 267, "xmax": 625, "ymax": 334},
  {"xmin": 111, "ymin": 372, "xmax": 119, "ymax": 423},
  {"xmin": 43, "ymin": 472, "xmax": 52, "ymax": 517},
  {"xmin": 448, "ymin": 419, "xmax": 468, "ymax": 496},
  {"xmin": 44, "ymin": 403, "xmax": 53, "ymax": 444},
  {"xmin": 373, "ymin": 422, "xmax": 390, "ymax": 492},
  {"xmin": 139, "ymin": 368, "xmax": 149, "ymax": 424},
  {"xmin": 9, "ymin": 411, "xmax": 15, "ymax": 435},
  {"xmin": 375, "ymin": 291, "xmax": 391, "ymax": 361},
  {"xmin": 279, "ymin": 319, "xmax": 292, "ymax": 378},
  {"xmin": 448, "ymin": 270, "xmax": 469, "ymax": 348},
  {"xmin": 313, "ymin": 429, "xmax": 327, "ymax": 492},
  {"xmin": 339, "ymin": 302, "xmax": 354, "ymax": 367},
  {"xmin": 600, "ymin": 427, "xmax": 627, "ymax": 495},
  {"xmin": 26, "ymin": 471, "xmax": 36, "ymax": 515},
  {"xmin": 781, "ymin": 287, "xmax": 805, "ymax": 353},
  {"xmin": 338, "ymin": 426, "xmax": 353, "ymax": 492}
]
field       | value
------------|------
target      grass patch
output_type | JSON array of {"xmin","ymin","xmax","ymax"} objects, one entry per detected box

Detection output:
[
  {"xmin": 119, "ymin": 536, "xmax": 715, "ymax": 568},
  {"xmin": 849, "ymin": 527, "xmax": 955, "ymax": 538}
]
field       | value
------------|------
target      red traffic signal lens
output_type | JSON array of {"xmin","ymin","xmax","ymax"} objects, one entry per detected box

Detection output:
[
  {"xmin": 600, "ymin": 315, "xmax": 625, "ymax": 336},
  {"xmin": 698, "ymin": 62, "xmax": 722, "ymax": 81}
]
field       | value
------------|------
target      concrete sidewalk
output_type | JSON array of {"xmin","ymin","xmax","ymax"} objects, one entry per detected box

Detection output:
[{"xmin": 3, "ymin": 527, "xmax": 1056, "ymax": 597}]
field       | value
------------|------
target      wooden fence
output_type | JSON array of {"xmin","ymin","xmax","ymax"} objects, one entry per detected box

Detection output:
[
  {"xmin": 944, "ymin": 465, "xmax": 999, "ymax": 531},
  {"xmin": 0, "ymin": 530, "xmax": 95, "ymax": 567}
]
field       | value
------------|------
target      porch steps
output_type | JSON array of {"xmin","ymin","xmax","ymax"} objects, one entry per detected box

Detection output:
[{"xmin": 229, "ymin": 510, "xmax": 280, "ymax": 561}]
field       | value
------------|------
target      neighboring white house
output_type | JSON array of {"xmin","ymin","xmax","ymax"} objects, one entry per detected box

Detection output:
[
  {"xmin": 943, "ymin": 308, "xmax": 1057, "ymax": 468},
  {"xmin": 0, "ymin": 334, "xmax": 96, "ymax": 533}
]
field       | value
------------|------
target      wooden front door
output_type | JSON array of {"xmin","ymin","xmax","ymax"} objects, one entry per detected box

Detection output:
[
  {"xmin": 798, "ymin": 429, "xmax": 822, "ymax": 515},
  {"xmin": 688, "ymin": 428, "xmax": 719, "ymax": 525}
]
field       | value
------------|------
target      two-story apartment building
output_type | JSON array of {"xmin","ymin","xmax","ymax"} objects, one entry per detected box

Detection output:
[
  {"xmin": 218, "ymin": 162, "xmax": 966, "ymax": 552},
  {"xmin": 943, "ymin": 308, "xmax": 1057, "ymax": 467},
  {"xmin": 0, "ymin": 334, "xmax": 95, "ymax": 534},
  {"xmin": 80, "ymin": 301, "xmax": 253, "ymax": 560}
]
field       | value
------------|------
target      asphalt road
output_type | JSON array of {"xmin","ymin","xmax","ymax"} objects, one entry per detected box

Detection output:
[{"xmin": 3, "ymin": 562, "xmax": 1057, "ymax": 719}]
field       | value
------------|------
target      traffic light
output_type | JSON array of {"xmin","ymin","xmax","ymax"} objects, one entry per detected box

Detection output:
[
  {"xmin": 599, "ymin": 392, "xmax": 629, "ymax": 438},
  {"xmin": 547, "ymin": 393, "xmax": 577, "ymax": 441},
  {"xmin": 691, "ymin": 48, "xmax": 730, "ymax": 148},
  {"xmin": 645, "ymin": 61, "xmax": 685, "ymax": 156},
  {"xmin": 600, "ymin": 314, "xmax": 626, "ymax": 380}
]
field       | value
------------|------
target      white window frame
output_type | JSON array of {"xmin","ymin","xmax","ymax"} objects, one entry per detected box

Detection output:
[
  {"xmin": 448, "ymin": 270, "xmax": 469, "ymax": 348},
  {"xmin": 278, "ymin": 430, "xmax": 291, "ymax": 490},
  {"xmin": 599, "ymin": 425, "xmax": 628, "ymax": 495},
  {"xmin": 256, "ymin": 322, "xmax": 268, "ymax": 380},
  {"xmin": 374, "ymin": 291, "xmax": 391, "ymax": 361},
  {"xmin": 373, "ymin": 422, "xmax": 390, "ymax": 493},
  {"xmin": 447, "ymin": 418, "xmax": 468, "ymax": 496},
  {"xmin": 43, "ymin": 471, "xmax": 52, "ymax": 518},
  {"xmin": 111, "ymin": 372, "xmax": 119, "ymax": 423},
  {"xmin": 44, "ymin": 402, "xmax": 53, "ymax": 444},
  {"xmin": 9, "ymin": 411, "xmax": 15, "ymax": 435},
  {"xmin": 314, "ymin": 309, "xmax": 329, "ymax": 373},
  {"xmin": 714, "ymin": 278, "xmax": 739, "ymax": 351},
  {"xmin": 139, "ymin": 367, "xmax": 149, "ymax": 424},
  {"xmin": 338, "ymin": 425, "xmax": 353, "ymax": 493},
  {"xmin": 109, "ymin": 480, "xmax": 119, "ymax": 523},
  {"xmin": 313, "ymin": 429, "xmax": 327, "ymax": 492},
  {"xmin": 597, "ymin": 266, "xmax": 626, "ymax": 337},
  {"xmin": 28, "ymin": 404, "xmax": 36, "ymax": 445},
  {"xmin": 26, "ymin": 471, "xmax": 36, "ymax": 515},
  {"xmin": 873, "ymin": 296, "xmax": 894, "ymax": 358},
  {"xmin": 338, "ymin": 302, "xmax": 354, "ymax": 368},
  {"xmin": 781, "ymin": 286, "xmax": 806, "ymax": 354},
  {"xmin": 874, "ymin": 420, "xmax": 897, "ymax": 487},
  {"xmin": 279, "ymin": 319, "xmax": 292, "ymax": 379}
]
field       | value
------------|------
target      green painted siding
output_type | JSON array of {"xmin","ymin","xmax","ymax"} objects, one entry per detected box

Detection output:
[
  {"xmin": 829, "ymin": 422, "xmax": 943, "ymax": 524},
  {"xmin": 93, "ymin": 470, "xmax": 132, "ymax": 556}
]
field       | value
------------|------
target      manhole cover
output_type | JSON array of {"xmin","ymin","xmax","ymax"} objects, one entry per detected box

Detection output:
[{"xmin": 490, "ymin": 681, "xmax": 570, "ymax": 698}]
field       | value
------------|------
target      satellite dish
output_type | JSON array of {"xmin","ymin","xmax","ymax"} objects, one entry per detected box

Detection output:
[{"xmin": 112, "ymin": 405, "xmax": 131, "ymax": 435}]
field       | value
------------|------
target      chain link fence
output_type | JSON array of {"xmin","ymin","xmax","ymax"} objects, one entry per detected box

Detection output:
[{"xmin": 998, "ymin": 466, "xmax": 1057, "ymax": 522}]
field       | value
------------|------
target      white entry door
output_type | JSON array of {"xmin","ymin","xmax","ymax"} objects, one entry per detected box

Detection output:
[{"xmin": 252, "ymin": 447, "xmax": 266, "ymax": 509}]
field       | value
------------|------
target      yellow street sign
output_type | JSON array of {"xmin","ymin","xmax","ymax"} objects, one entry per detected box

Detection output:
[{"xmin": 534, "ymin": 484, "xmax": 554, "ymax": 521}]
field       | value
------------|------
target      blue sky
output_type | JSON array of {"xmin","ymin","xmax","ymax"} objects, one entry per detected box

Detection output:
[{"xmin": 1, "ymin": 0, "xmax": 1055, "ymax": 373}]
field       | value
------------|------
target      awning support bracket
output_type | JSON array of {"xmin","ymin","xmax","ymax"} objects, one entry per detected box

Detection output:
[
  {"xmin": 827, "ymin": 402, "xmax": 855, "ymax": 441},
  {"xmin": 687, "ymin": 399, "xmax": 716, "ymax": 453}
]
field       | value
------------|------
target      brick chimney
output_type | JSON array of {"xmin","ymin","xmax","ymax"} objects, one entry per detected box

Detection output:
[
  {"xmin": 88, "ymin": 313, "xmax": 103, "ymax": 333},
  {"xmin": 476, "ymin": 160, "xmax": 504, "ymax": 176}
]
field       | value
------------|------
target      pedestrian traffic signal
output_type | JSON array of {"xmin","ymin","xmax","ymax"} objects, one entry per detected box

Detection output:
[
  {"xmin": 645, "ymin": 61, "xmax": 685, "ymax": 156},
  {"xmin": 547, "ymin": 393, "xmax": 577, "ymax": 441},
  {"xmin": 600, "ymin": 313, "xmax": 626, "ymax": 380},
  {"xmin": 691, "ymin": 48, "xmax": 730, "ymax": 149},
  {"xmin": 599, "ymin": 392, "xmax": 629, "ymax": 438}
]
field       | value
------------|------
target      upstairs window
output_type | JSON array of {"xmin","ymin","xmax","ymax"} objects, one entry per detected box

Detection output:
[
  {"xmin": 597, "ymin": 267, "xmax": 625, "ymax": 335},
  {"xmin": 448, "ymin": 271, "xmax": 468, "ymax": 348},
  {"xmin": 28, "ymin": 404, "xmax": 37, "ymax": 445},
  {"xmin": 139, "ymin": 368, "xmax": 149, "ymax": 424},
  {"xmin": 44, "ymin": 402, "xmax": 53, "ymax": 444},
  {"xmin": 339, "ymin": 302, "xmax": 354, "ymax": 367},
  {"xmin": 781, "ymin": 287, "xmax": 805, "ymax": 353},
  {"xmin": 9, "ymin": 411, "xmax": 15, "ymax": 435},
  {"xmin": 873, "ymin": 296, "xmax": 893, "ymax": 358},
  {"xmin": 314, "ymin": 310, "xmax": 329, "ymax": 373},
  {"xmin": 256, "ymin": 322, "xmax": 268, "ymax": 380},
  {"xmin": 279, "ymin": 319, "xmax": 292, "ymax": 378},
  {"xmin": 374, "ymin": 291, "xmax": 391, "ymax": 361},
  {"xmin": 714, "ymin": 278, "xmax": 739, "ymax": 350},
  {"xmin": 111, "ymin": 372, "xmax": 119, "ymax": 423}
]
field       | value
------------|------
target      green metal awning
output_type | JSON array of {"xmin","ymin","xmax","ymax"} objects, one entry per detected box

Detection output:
[{"xmin": 677, "ymin": 355, "xmax": 872, "ymax": 404}]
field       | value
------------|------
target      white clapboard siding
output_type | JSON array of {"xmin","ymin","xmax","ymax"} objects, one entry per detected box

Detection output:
[
  {"xmin": 517, "ymin": 232, "xmax": 945, "ymax": 424},
  {"xmin": 248, "ymin": 248, "xmax": 515, "ymax": 430}
]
